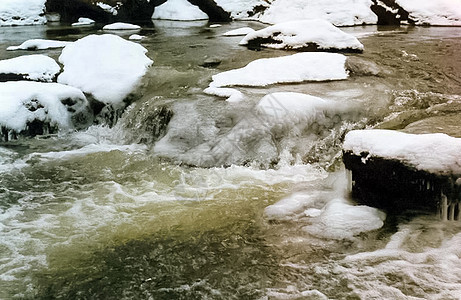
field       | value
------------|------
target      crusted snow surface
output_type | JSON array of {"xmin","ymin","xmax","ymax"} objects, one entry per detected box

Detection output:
[
  {"xmin": 222, "ymin": 27, "xmax": 255, "ymax": 36},
  {"xmin": 152, "ymin": 0, "xmax": 208, "ymax": 21},
  {"xmin": 0, "ymin": 54, "xmax": 60, "ymax": 82},
  {"xmin": 396, "ymin": 0, "xmax": 461, "ymax": 26},
  {"xmin": 208, "ymin": 52, "xmax": 348, "ymax": 89},
  {"xmin": 103, "ymin": 22, "xmax": 141, "ymax": 30},
  {"xmin": 0, "ymin": 0, "xmax": 46, "ymax": 26},
  {"xmin": 58, "ymin": 34, "xmax": 153, "ymax": 105},
  {"xmin": 344, "ymin": 129, "xmax": 461, "ymax": 175},
  {"xmin": 240, "ymin": 19, "xmax": 364, "ymax": 51},
  {"xmin": 259, "ymin": 0, "xmax": 377, "ymax": 26},
  {"xmin": 0, "ymin": 81, "xmax": 88, "ymax": 132},
  {"xmin": 7, "ymin": 39, "xmax": 72, "ymax": 51}
]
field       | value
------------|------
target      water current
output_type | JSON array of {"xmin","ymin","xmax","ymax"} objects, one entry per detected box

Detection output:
[{"xmin": 1, "ymin": 21, "xmax": 461, "ymax": 299}]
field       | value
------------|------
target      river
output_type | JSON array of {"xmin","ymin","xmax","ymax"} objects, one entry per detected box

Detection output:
[{"xmin": 0, "ymin": 21, "xmax": 461, "ymax": 299}]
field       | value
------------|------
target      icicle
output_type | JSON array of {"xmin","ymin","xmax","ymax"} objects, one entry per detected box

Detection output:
[
  {"xmin": 441, "ymin": 193, "xmax": 448, "ymax": 221},
  {"xmin": 346, "ymin": 169, "xmax": 353, "ymax": 193},
  {"xmin": 449, "ymin": 202, "xmax": 455, "ymax": 221},
  {"xmin": 457, "ymin": 202, "xmax": 461, "ymax": 221}
]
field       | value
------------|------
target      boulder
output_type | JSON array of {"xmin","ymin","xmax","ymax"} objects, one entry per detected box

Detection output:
[{"xmin": 370, "ymin": 0, "xmax": 412, "ymax": 25}]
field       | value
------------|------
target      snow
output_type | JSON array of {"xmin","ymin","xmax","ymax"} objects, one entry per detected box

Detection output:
[
  {"xmin": 0, "ymin": 81, "xmax": 88, "ymax": 132},
  {"xmin": 0, "ymin": 0, "xmax": 46, "ymax": 26},
  {"xmin": 343, "ymin": 129, "xmax": 461, "ymax": 175},
  {"xmin": 71, "ymin": 17, "xmax": 95, "ymax": 27},
  {"xmin": 57, "ymin": 34, "xmax": 153, "ymax": 105},
  {"xmin": 129, "ymin": 34, "xmax": 144, "ymax": 40},
  {"xmin": 396, "ymin": 0, "xmax": 461, "ymax": 26},
  {"xmin": 258, "ymin": 0, "xmax": 377, "ymax": 26},
  {"xmin": 304, "ymin": 198, "xmax": 386, "ymax": 240},
  {"xmin": 265, "ymin": 192, "xmax": 317, "ymax": 219},
  {"xmin": 239, "ymin": 19, "xmax": 364, "ymax": 52},
  {"xmin": 152, "ymin": 0, "xmax": 208, "ymax": 21},
  {"xmin": 203, "ymin": 86, "xmax": 244, "ymax": 103},
  {"xmin": 7, "ymin": 39, "xmax": 72, "ymax": 51},
  {"xmin": 103, "ymin": 22, "xmax": 141, "ymax": 30},
  {"xmin": 214, "ymin": 0, "xmax": 269, "ymax": 20},
  {"xmin": 0, "ymin": 55, "xmax": 60, "ymax": 82},
  {"xmin": 209, "ymin": 24, "xmax": 222, "ymax": 28},
  {"xmin": 208, "ymin": 53, "xmax": 348, "ymax": 89},
  {"xmin": 96, "ymin": 2, "xmax": 118, "ymax": 16},
  {"xmin": 222, "ymin": 27, "xmax": 255, "ymax": 36},
  {"xmin": 257, "ymin": 92, "xmax": 332, "ymax": 118}
]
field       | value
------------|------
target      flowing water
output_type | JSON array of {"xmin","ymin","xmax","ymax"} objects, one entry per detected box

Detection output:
[{"xmin": 1, "ymin": 21, "xmax": 461, "ymax": 299}]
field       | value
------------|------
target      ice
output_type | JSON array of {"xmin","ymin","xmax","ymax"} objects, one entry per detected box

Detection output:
[
  {"xmin": 71, "ymin": 17, "xmax": 95, "ymax": 27},
  {"xmin": 207, "ymin": 53, "xmax": 348, "ymax": 89},
  {"xmin": 222, "ymin": 27, "xmax": 255, "ymax": 36},
  {"xmin": 0, "ymin": 0, "xmax": 46, "ymax": 26},
  {"xmin": 239, "ymin": 19, "xmax": 363, "ymax": 52},
  {"xmin": 57, "ymin": 34, "xmax": 153, "ymax": 105},
  {"xmin": 258, "ymin": 0, "xmax": 377, "ymax": 26},
  {"xmin": 7, "ymin": 39, "xmax": 72, "ymax": 51},
  {"xmin": 265, "ymin": 193, "xmax": 318, "ymax": 219},
  {"xmin": 103, "ymin": 22, "xmax": 141, "ymax": 30},
  {"xmin": 0, "ymin": 81, "xmax": 88, "ymax": 133},
  {"xmin": 152, "ymin": 0, "xmax": 208, "ymax": 21},
  {"xmin": 344, "ymin": 130, "xmax": 461, "ymax": 175},
  {"xmin": 397, "ymin": 0, "xmax": 461, "ymax": 26},
  {"xmin": 0, "ymin": 54, "xmax": 60, "ymax": 82},
  {"xmin": 304, "ymin": 198, "xmax": 386, "ymax": 240}
]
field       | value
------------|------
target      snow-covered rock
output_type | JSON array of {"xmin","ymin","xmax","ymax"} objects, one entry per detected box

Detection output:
[
  {"xmin": 214, "ymin": 0, "xmax": 269, "ymax": 20},
  {"xmin": 344, "ymin": 130, "xmax": 461, "ymax": 175},
  {"xmin": 203, "ymin": 86, "xmax": 244, "ymax": 103},
  {"xmin": 0, "ymin": 0, "xmax": 46, "ymax": 26},
  {"xmin": 152, "ymin": 0, "xmax": 208, "ymax": 21},
  {"xmin": 102, "ymin": 22, "xmax": 141, "ymax": 30},
  {"xmin": 222, "ymin": 27, "xmax": 255, "ymax": 36},
  {"xmin": 57, "ymin": 34, "xmax": 153, "ymax": 106},
  {"xmin": 0, "ymin": 81, "xmax": 91, "ymax": 139},
  {"xmin": 396, "ymin": 0, "xmax": 461, "ymax": 26},
  {"xmin": 0, "ymin": 55, "xmax": 60, "ymax": 82},
  {"xmin": 71, "ymin": 17, "xmax": 96, "ymax": 27},
  {"xmin": 240, "ymin": 19, "xmax": 364, "ymax": 52},
  {"xmin": 258, "ymin": 0, "xmax": 377, "ymax": 26},
  {"xmin": 7, "ymin": 39, "xmax": 72, "ymax": 51},
  {"xmin": 129, "ymin": 34, "xmax": 144, "ymax": 40},
  {"xmin": 207, "ymin": 53, "xmax": 348, "ymax": 89}
]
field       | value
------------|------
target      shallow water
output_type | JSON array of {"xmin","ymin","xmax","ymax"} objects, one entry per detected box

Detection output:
[{"xmin": 1, "ymin": 21, "xmax": 461, "ymax": 299}]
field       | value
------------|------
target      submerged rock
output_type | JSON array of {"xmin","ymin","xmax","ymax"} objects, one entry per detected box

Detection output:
[{"xmin": 343, "ymin": 129, "xmax": 461, "ymax": 218}]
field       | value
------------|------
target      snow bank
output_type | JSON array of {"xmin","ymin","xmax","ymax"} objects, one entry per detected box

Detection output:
[
  {"xmin": 103, "ymin": 22, "xmax": 141, "ymax": 30},
  {"xmin": 71, "ymin": 17, "xmax": 95, "ymax": 27},
  {"xmin": 222, "ymin": 27, "xmax": 255, "ymax": 36},
  {"xmin": 304, "ymin": 198, "xmax": 386, "ymax": 240},
  {"xmin": 240, "ymin": 19, "xmax": 363, "ymax": 52},
  {"xmin": 0, "ymin": 0, "xmax": 46, "ymax": 26},
  {"xmin": 152, "ymin": 0, "xmax": 208, "ymax": 21},
  {"xmin": 7, "ymin": 39, "xmax": 71, "ymax": 51},
  {"xmin": 208, "ymin": 53, "xmax": 348, "ymax": 88},
  {"xmin": 344, "ymin": 130, "xmax": 461, "ymax": 175},
  {"xmin": 0, "ymin": 55, "xmax": 60, "ymax": 82},
  {"xmin": 396, "ymin": 0, "xmax": 461, "ymax": 26},
  {"xmin": 259, "ymin": 0, "xmax": 377, "ymax": 26},
  {"xmin": 214, "ymin": 0, "xmax": 269, "ymax": 20},
  {"xmin": 0, "ymin": 81, "xmax": 88, "ymax": 132},
  {"xmin": 58, "ymin": 34, "xmax": 153, "ymax": 105}
]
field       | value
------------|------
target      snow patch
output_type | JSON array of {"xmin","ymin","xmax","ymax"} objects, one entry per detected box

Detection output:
[
  {"xmin": 96, "ymin": 2, "xmax": 118, "ymax": 16},
  {"xmin": 259, "ymin": 0, "xmax": 377, "ymax": 26},
  {"xmin": 396, "ymin": 0, "xmax": 461, "ymax": 26},
  {"xmin": 240, "ymin": 19, "xmax": 363, "ymax": 52},
  {"xmin": 129, "ymin": 34, "xmax": 144, "ymax": 40},
  {"xmin": 222, "ymin": 27, "xmax": 255, "ymax": 36},
  {"xmin": 0, "ymin": 81, "xmax": 88, "ymax": 133},
  {"xmin": 103, "ymin": 22, "xmax": 141, "ymax": 30},
  {"xmin": 203, "ymin": 86, "xmax": 244, "ymax": 103},
  {"xmin": 0, "ymin": 55, "xmax": 60, "ymax": 82},
  {"xmin": 0, "ymin": 0, "xmax": 46, "ymax": 26},
  {"xmin": 152, "ymin": 0, "xmax": 208, "ymax": 21},
  {"xmin": 344, "ymin": 130, "xmax": 461, "ymax": 175},
  {"xmin": 7, "ymin": 39, "xmax": 72, "ymax": 51},
  {"xmin": 71, "ymin": 17, "xmax": 95, "ymax": 27},
  {"xmin": 208, "ymin": 53, "xmax": 348, "ymax": 88},
  {"xmin": 57, "ymin": 34, "xmax": 153, "ymax": 105}
]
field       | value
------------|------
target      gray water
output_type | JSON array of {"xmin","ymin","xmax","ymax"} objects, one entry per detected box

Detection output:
[{"xmin": 1, "ymin": 21, "xmax": 461, "ymax": 299}]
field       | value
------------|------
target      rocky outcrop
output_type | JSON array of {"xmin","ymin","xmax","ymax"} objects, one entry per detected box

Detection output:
[
  {"xmin": 186, "ymin": 0, "xmax": 230, "ymax": 22},
  {"xmin": 45, "ymin": 0, "xmax": 163, "ymax": 23},
  {"xmin": 370, "ymin": 0, "xmax": 413, "ymax": 25}
]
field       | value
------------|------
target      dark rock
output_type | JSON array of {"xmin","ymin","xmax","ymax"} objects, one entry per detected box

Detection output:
[
  {"xmin": 186, "ymin": 0, "xmax": 231, "ymax": 22},
  {"xmin": 371, "ymin": 0, "xmax": 414, "ymax": 25},
  {"xmin": 343, "ymin": 150, "xmax": 461, "ymax": 218},
  {"xmin": 0, "ymin": 73, "xmax": 28, "ymax": 82}
]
